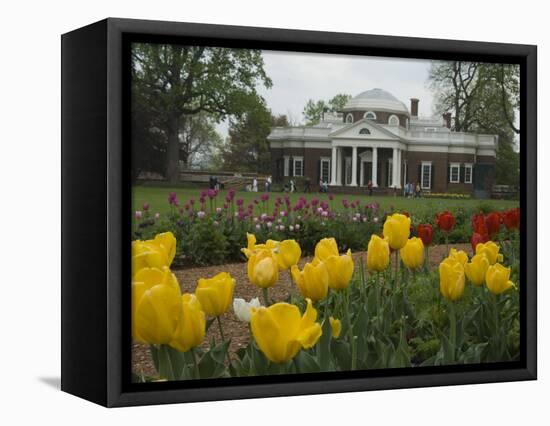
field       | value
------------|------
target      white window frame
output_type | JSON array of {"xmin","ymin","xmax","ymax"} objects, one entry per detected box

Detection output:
[
  {"xmin": 283, "ymin": 156, "xmax": 290, "ymax": 177},
  {"xmin": 464, "ymin": 163, "xmax": 473, "ymax": 184},
  {"xmin": 449, "ymin": 162, "xmax": 460, "ymax": 184},
  {"xmin": 364, "ymin": 111, "xmax": 377, "ymax": 120},
  {"xmin": 388, "ymin": 114, "xmax": 399, "ymax": 126},
  {"xmin": 320, "ymin": 157, "xmax": 331, "ymax": 183},
  {"xmin": 345, "ymin": 113, "xmax": 354, "ymax": 123},
  {"xmin": 421, "ymin": 161, "xmax": 432, "ymax": 190},
  {"xmin": 293, "ymin": 156, "xmax": 304, "ymax": 177}
]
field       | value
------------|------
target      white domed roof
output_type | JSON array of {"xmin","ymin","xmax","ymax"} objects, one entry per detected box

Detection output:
[{"xmin": 343, "ymin": 88, "xmax": 409, "ymax": 115}]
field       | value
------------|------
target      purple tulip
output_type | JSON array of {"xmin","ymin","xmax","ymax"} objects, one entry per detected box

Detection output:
[{"xmin": 142, "ymin": 202, "xmax": 150, "ymax": 211}]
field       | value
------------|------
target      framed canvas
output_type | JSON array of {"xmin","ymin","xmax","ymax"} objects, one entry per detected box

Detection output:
[{"xmin": 61, "ymin": 18, "xmax": 537, "ymax": 407}]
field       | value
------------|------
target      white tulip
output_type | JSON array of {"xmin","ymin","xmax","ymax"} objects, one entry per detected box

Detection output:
[{"xmin": 233, "ymin": 297, "xmax": 262, "ymax": 322}]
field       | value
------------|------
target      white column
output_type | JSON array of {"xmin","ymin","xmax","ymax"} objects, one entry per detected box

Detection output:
[
  {"xmin": 335, "ymin": 148, "xmax": 342, "ymax": 185},
  {"xmin": 372, "ymin": 147, "xmax": 378, "ymax": 187},
  {"xmin": 330, "ymin": 146, "xmax": 337, "ymax": 186},
  {"xmin": 392, "ymin": 147, "xmax": 398, "ymax": 188},
  {"xmin": 396, "ymin": 149, "xmax": 402, "ymax": 189},
  {"xmin": 360, "ymin": 161, "xmax": 364, "ymax": 186},
  {"xmin": 350, "ymin": 146, "xmax": 358, "ymax": 186}
]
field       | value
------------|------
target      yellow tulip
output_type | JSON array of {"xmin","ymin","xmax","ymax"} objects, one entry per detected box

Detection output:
[
  {"xmin": 275, "ymin": 239, "xmax": 302, "ymax": 270},
  {"xmin": 400, "ymin": 237, "xmax": 424, "ymax": 270},
  {"xmin": 324, "ymin": 249, "xmax": 355, "ymax": 290},
  {"xmin": 439, "ymin": 257, "xmax": 465, "ymax": 301},
  {"xmin": 366, "ymin": 234, "xmax": 390, "ymax": 272},
  {"xmin": 476, "ymin": 241, "xmax": 504, "ymax": 265},
  {"xmin": 464, "ymin": 253, "xmax": 490, "ymax": 286},
  {"xmin": 383, "ymin": 213, "xmax": 411, "ymax": 250},
  {"xmin": 132, "ymin": 267, "xmax": 182, "ymax": 344},
  {"xmin": 449, "ymin": 248, "xmax": 468, "ymax": 266},
  {"xmin": 486, "ymin": 263, "xmax": 516, "ymax": 295},
  {"xmin": 241, "ymin": 233, "xmax": 280, "ymax": 259},
  {"xmin": 132, "ymin": 232, "xmax": 177, "ymax": 275},
  {"xmin": 250, "ymin": 298, "xmax": 322, "ymax": 363},
  {"xmin": 314, "ymin": 238, "xmax": 339, "ymax": 262},
  {"xmin": 329, "ymin": 317, "xmax": 341, "ymax": 338},
  {"xmin": 291, "ymin": 261, "xmax": 329, "ymax": 302},
  {"xmin": 169, "ymin": 294, "xmax": 206, "ymax": 352},
  {"xmin": 195, "ymin": 272, "xmax": 235, "ymax": 317},
  {"xmin": 247, "ymin": 249, "xmax": 279, "ymax": 288}
]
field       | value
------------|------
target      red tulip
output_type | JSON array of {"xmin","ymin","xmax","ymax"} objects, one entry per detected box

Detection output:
[
  {"xmin": 471, "ymin": 232, "xmax": 488, "ymax": 252},
  {"xmin": 503, "ymin": 207, "xmax": 520, "ymax": 230},
  {"xmin": 472, "ymin": 212, "xmax": 488, "ymax": 236},
  {"xmin": 417, "ymin": 224, "xmax": 433, "ymax": 246},
  {"xmin": 485, "ymin": 212, "xmax": 501, "ymax": 237},
  {"xmin": 436, "ymin": 211, "xmax": 455, "ymax": 232}
]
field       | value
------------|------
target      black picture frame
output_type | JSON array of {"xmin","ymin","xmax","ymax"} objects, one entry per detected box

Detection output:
[{"xmin": 61, "ymin": 17, "xmax": 537, "ymax": 407}]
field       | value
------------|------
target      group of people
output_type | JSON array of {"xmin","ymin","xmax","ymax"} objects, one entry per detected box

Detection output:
[
  {"xmin": 403, "ymin": 181, "xmax": 422, "ymax": 198},
  {"xmin": 249, "ymin": 176, "xmax": 272, "ymax": 192},
  {"xmin": 208, "ymin": 175, "xmax": 222, "ymax": 191}
]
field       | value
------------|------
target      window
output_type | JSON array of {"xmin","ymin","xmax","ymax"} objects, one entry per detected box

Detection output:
[
  {"xmin": 346, "ymin": 114, "xmax": 354, "ymax": 123},
  {"xmin": 293, "ymin": 156, "xmax": 304, "ymax": 177},
  {"xmin": 320, "ymin": 157, "xmax": 331, "ymax": 182},
  {"xmin": 359, "ymin": 128, "xmax": 371, "ymax": 135},
  {"xmin": 387, "ymin": 159, "xmax": 393, "ymax": 187},
  {"xmin": 464, "ymin": 163, "xmax": 473, "ymax": 184},
  {"xmin": 388, "ymin": 115, "xmax": 399, "ymax": 126},
  {"xmin": 364, "ymin": 111, "xmax": 377, "ymax": 120},
  {"xmin": 421, "ymin": 162, "xmax": 432, "ymax": 189},
  {"xmin": 449, "ymin": 162, "xmax": 460, "ymax": 183},
  {"xmin": 283, "ymin": 156, "xmax": 290, "ymax": 177}
]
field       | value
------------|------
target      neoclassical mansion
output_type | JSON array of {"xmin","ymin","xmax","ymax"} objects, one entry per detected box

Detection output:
[{"xmin": 268, "ymin": 89, "xmax": 497, "ymax": 197}]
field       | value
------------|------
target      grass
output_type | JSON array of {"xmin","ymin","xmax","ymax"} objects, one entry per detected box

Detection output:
[{"xmin": 132, "ymin": 184, "xmax": 519, "ymax": 217}]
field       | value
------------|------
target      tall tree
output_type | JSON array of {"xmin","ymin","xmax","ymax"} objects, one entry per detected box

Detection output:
[
  {"xmin": 428, "ymin": 61, "xmax": 520, "ymax": 185},
  {"xmin": 222, "ymin": 96, "xmax": 273, "ymax": 173},
  {"xmin": 132, "ymin": 43, "xmax": 272, "ymax": 183}
]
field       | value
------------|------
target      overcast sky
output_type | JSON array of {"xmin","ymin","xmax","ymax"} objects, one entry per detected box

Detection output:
[{"xmin": 217, "ymin": 50, "xmax": 435, "ymax": 138}]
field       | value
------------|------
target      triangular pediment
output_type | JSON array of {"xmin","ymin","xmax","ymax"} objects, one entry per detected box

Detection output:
[{"xmin": 328, "ymin": 118, "xmax": 400, "ymax": 141}]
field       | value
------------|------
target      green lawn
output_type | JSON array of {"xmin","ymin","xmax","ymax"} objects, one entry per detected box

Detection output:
[{"xmin": 133, "ymin": 184, "xmax": 518, "ymax": 217}]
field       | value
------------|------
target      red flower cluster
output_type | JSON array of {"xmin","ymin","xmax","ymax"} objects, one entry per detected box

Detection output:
[
  {"xmin": 503, "ymin": 207, "xmax": 520, "ymax": 230},
  {"xmin": 435, "ymin": 211, "xmax": 455, "ymax": 232}
]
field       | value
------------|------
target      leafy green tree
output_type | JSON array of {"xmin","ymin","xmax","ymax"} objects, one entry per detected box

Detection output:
[
  {"xmin": 132, "ymin": 43, "xmax": 272, "ymax": 183},
  {"xmin": 428, "ymin": 61, "xmax": 519, "ymax": 185},
  {"xmin": 302, "ymin": 93, "xmax": 352, "ymax": 125},
  {"xmin": 222, "ymin": 95, "xmax": 273, "ymax": 173}
]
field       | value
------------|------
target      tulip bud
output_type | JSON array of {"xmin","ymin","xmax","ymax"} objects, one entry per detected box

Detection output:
[
  {"xmin": 275, "ymin": 239, "xmax": 302, "ymax": 270},
  {"xmin": 448, "ymin": 248, "xmax": 468, "ymax": 266},
  {"xmin": 132, "ymin": 232, "xmax": 177, "ymax": 276},
  {"xmin": 366, "ymin": 234, "xmax": 390, "ymax": 272},
  {"xmin": 250, "ymin": 299, "xmax": 322, "ymax": 363},
  {"xmin": 324, "ymin": 249, "xmax": 354, "ymax": 290},
  {"xmin": 195, "ymin": 272, "xmax": 235, "ymax": 317},
  {"xmin": 486, "ymin": 263, "xmax": 516, "ymax": 295},
  {"xmin": 314, "ymin": 238, "xmax": 339, "ymax": 262},
  {"xmin": 291, "ymin": 261, "xmax": 329, "ymax": 302},
  {"xmin": 383, "ymin": 213, "xmax": 411, "ymax": 250},
  {"xmin": 464, "ymin": 253, "xmax": 490, "ymax": 286},
  {"xmin": 247, "ymin": 249, "xmax": 279, "ymax": 288},
  {"xmin": 503, "ymin": 208, "xmax": 520, "ymax": 230},
  {"xmin": 417, "ymin": 224, "xmax": 433, "ymax": 246},
  {"xmin": 400, "ymin": 237, "xmax": 424, "ymax": 270},
  {"xmin": 436, "ymin": 211, "xmax": 456, "ymax": 232},
  {"xmin": 233, "ymin": 297, "xmax": 262, "ymax": 322},
  {"xmin": 132, "ymin": 267, "xmax": 182, "ymax": 344},
  {"xmin": 169, "ymin": 294, "xmax": 206, "ymax": 352},
  {"xmin": 475, "ymin": 241, "xmax": 503, "ymax": 265},
  {"xmin": 439, "ymin": 257, "xmax": 465, "ymax": 301},
  {"xmin": 329, "ymin": 317, "xmax": 341, "ymax": 338}
]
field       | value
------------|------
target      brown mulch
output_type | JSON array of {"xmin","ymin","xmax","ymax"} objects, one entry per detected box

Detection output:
[{"xmin": 132, "ymin": 243, "xmax": 472, "ymax": 378}]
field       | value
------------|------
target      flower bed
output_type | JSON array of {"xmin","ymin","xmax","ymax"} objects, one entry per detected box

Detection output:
[
  {"xmin": 133, "ymin": 190, "xmax": 520, "ymax": 268},
  {"xmin": 131, "ymin": 207, "xmax": 520, "ymax": 381}
]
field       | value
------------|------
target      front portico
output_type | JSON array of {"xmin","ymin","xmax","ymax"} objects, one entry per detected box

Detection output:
[{"xmin": 328, "ymin": 119, "xmax": 405, "ymax": 189}]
